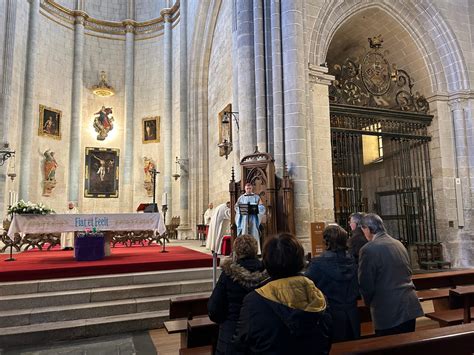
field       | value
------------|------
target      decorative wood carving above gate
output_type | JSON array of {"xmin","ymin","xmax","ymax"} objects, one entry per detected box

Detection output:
[
  {"xmin": 329, "ymin": 35, "xmax": 429, "ymax": 114},
  {"xmin": 229, "ymin": 148, "xmax": 295, "ymax": 244}
]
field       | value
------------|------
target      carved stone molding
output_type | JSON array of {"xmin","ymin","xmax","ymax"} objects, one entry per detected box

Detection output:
[
  {"xmin": 448, "ymin": 98, "xmax": 467, "ymax": 112},
  {"xmin": 308, "ymin": 64, "xmax": 334, "ymax": 86},
  {"xmin": 41, "ymin": 0, "xmax": 178, "ymax": 36}
]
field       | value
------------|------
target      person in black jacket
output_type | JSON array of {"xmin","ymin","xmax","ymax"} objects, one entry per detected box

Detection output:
[
  {"xmin": 232, "ymin": 233, "xmax": 332, "ymax": 354},
  {"xmin": 208, "ymin": 234, "xmax": 268, "ymax": 354},
  {"xmin": 347, "ymin": 212, "xmax": 367, "ymax": 264},
  {"xmin": 306, "ymin": 224, "xmax": 360, "ymax": 342}
]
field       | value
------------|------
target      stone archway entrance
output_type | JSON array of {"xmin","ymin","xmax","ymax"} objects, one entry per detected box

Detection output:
[{"xmin": 329, "ymin": 37, "xmax": 437, "ymax": 245}]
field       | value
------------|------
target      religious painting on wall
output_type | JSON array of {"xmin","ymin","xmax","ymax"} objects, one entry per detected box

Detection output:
[
  {"xmin": 143, "ymin": 156, "xmax": 156, "ymax": 197},
  {"xmin": 42, "ymin": 149, "xmax": 58, "ymax": 196},
  {"xmin": 142, "ymin": 116, "xmax": 160, "ymax": 143},
  {"xmin": 93, "ymin": 106, "xmax": 114, "ymax": 140},
  {"xmin": 38, "ymin": 105, "xmax": 61, "ymax": 139},
  {"xmin": 84, "ymin": 147, "xmax": 119, "ymax": 198}
]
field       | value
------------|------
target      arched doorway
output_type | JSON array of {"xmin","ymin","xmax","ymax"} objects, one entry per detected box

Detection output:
[{"xmin": 328, "ymin": 36, "xmax": 437, "ymax": 245}]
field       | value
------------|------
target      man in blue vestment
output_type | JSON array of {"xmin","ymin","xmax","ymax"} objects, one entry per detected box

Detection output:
[{"xmin": 235, "ymin": 183, "xmax": 265, "ymax": 253}]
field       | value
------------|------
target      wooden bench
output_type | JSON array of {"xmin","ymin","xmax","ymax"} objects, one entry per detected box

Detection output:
[
  {"xmin": 179, "ymin": 345, "xmax": 213, "ymax": 355},
  {"xmin": 412, "ymin": 269, "xmax": 474, "ymax": 290},
  {"xmin": 425, "ymin": 285, "xmax": 474, "ymax": 326},
  {"xmin": 330, "ymin": 322, "xmax": 474, "ymax": 354}
]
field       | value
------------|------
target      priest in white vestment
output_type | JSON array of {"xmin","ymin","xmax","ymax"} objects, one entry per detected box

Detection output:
[
  {"xmin": 203, "ymin": 202, "xmax": 214, "ymax": 225},
  {"xmin": 61, "ymin": 202, "xmax": 77, "ymax": 250},
  {"xmin": 235, "ymin": 183, "xmax": 265, "ymax": 254},
  {"xmin": 206, "ymin": 202, "xmax": 231, "ymax": 252}
]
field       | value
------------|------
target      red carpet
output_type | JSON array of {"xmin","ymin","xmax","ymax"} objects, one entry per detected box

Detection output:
[{"xmin": 0, "ymin": 245, "xmax": 213, "ymax": 282}]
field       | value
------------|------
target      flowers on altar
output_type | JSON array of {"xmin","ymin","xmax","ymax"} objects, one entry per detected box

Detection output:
[{"xmin": 8, "ymin": 200, "xmax": 55, "ymax": 215}]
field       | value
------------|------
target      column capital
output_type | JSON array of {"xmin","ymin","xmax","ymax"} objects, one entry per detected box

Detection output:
[
  {"xmin": 308, "ymin": 63, "xmax": 334, "ymax": 86},
  {"xmin": 122, "ymin": 19, "xmax": 136, "ymax": 33},
  {"xmin": 160, "ymin": 8, "xmax": 173, "ymax": 22},
  {"xmin": 448, "ymin": 98, "xmax": 467, "ymax": 112},
  {"xmin": 73, "ymin": 11, "xmax": 88, "ymax": 25}
]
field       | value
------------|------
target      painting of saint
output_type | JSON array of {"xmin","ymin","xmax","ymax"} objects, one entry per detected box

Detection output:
[
  {"xmin": 42, "ymin": 149, "xmax": 58, "ymax": 196},
  {"xmin": 39, "ymin": 105, "xmax": 61, "ymax": 139},
  {"xmin": 142, "ymin": 117, "xmax": 160, "ymax": 143},
  {"xmin": 84, "ymin": 147, "xmax": 119, "ymax": 198},
  {"xmin": 93, "ymin": 106, "xmax": 114, "ymax": 141}
]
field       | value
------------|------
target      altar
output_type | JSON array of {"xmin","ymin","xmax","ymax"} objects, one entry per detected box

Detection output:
[{"xmin": 7, "ymin": 213, "xmax": 166, "ymax": 257}]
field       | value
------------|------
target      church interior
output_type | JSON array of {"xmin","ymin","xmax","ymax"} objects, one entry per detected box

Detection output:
[{"xmin": 1, "ymin": 0, "xmax": 474, "ymax": 353}]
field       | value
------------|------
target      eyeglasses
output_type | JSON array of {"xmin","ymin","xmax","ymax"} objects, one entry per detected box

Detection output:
[{"xmin": 361, "ymin": 225, "xmax": 368, "ymax": 229}]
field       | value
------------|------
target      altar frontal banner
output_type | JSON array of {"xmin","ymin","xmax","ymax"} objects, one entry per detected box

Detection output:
[{"xmin": 8, "ymin": 213, "xmax": 166, "ymax": 238}]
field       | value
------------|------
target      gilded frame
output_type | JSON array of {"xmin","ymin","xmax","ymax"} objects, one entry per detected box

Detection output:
[
  {"xmin": 38, "ymin": 105, "xmax": 62, "ymax": 139},
  {"xmin": 142, "ymin": 116, "xmax": 160, "ymax": 143}
]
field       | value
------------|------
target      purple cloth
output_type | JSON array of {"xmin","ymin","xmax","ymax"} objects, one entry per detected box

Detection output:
[{"xmin": 74, "ymin": 235, "xmax": 105, "ymax": 261}]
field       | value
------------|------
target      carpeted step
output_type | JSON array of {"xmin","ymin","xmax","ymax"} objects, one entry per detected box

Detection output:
[
  {"xmin": 0, "ymin": 291, "xmax": 211, "ymax": 328},
  {"xmin": 0, "ymin": 310, "xmax": 169, "ymax": 349},
  {"xmin": 0, "ymin": 279, "xmax": 214, "ymax": 311},
  {"xmin": 0, "ymin": 267, "xmax": 215, "ymax": 296}
]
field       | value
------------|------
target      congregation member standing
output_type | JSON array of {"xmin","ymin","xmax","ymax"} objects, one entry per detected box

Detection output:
[
  {"xmin": 60, "ymin": 202, "xmax": 77, "ymax": 250},
  {"xmin": 208, "ymin": 235, "xmax": 267, "ymax": 354},
  {"xmin": 358, "ymin": 213, "xmax": 423, "ymax": 336},
  {"xmin": 306, "ymin": 224, "xmax": 360, "ymax": 342},
  {"xmin": 347, "ymin": 212, "xmax": 368, "ymax": 264},
  {"xmin": 232, "ymin": 233, "xmax": 332, "ymax": 354}
]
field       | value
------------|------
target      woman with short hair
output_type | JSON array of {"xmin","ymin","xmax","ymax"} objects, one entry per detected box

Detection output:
[
  {"xmin": 232, "ymin": 233, "xmax": 332, "ymax": 354},
  {"xmin": 306, "ymin": 224, "xmax": 360, "ymax": 342},
  {"xmin": 208, "ymin": 234, "xmax": 267, "ymax": 354}
]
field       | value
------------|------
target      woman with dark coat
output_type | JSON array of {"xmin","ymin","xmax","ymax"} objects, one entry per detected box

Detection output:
[
  {"xmin": 208, "ymin": 234, "xmax": 267, "ymax": 354},
  {"xmin": 306, "ymin": 224, "xmax": 360, "ymax": 342},
  {"xmin": 232, "ymin": 233, "xmax": 332, "ymax": 354}
]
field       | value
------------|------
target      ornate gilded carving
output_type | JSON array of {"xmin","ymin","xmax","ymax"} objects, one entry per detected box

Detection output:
[
  {"xmin": 93, "ymin": 106, "xmax": 114, "ymax": 141},
  {"xmin": 329, "ymin": 36, "xmax": 429, "ymax": 113},
  {"xmin": 91, "ymin": 71, "xmax": 115, "ymax": 97}
]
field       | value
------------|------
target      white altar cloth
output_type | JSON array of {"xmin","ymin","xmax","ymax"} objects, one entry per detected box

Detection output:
[{"xmin": 8, "ymin": 213, "xmax": 166, "ymax": 238}]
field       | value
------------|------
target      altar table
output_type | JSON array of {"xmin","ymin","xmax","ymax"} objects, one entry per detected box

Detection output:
[{"xmin": 7, "ymin": 213, "xmax": 166, "ymax": 257}]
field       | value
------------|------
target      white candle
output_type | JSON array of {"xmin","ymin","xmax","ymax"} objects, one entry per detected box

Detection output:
[
  {"xmin": 8, "ymin": 191, "xmax": 12, "ymax": 206},
  {"xmin": 162, "ymin": 192, "xmax": 168, "ymax": 206}
]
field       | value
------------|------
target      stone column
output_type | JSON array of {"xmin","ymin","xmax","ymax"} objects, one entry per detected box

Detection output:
[
  {"xmin": 253, "ymin": 0, "xmax": 266, "ymax": 152},
  {"xmin": 232, "ymin": 0, "xmax": 241, "ymax": 180},
  {"xmin": 122, "ymin": 20, "xmax": 135, "ymax": 211},
  {"xmin": 161, "ymin": 8, "xmax": 173, "ymax": 222},
  {"xmin": 308, "ymin": 64, "xmax": 335, "ymax": 223},
  {"xmin": 68, "ymin": 11, "xmax": 86, "ymax": 205},
  {"xmin": 236, "ymin": 0, "xmax": 256, "ymax": 158},
  {"xmin": 0, "ymin": 0, "xmax": 17, "ymax": 214},
  {"xmin": 281, "ymin": 1, "xmax": 310, "ymax": 240},
  {"xmin": 19, "ymin": 0, "xmax": 40, "ymax": 201},
  {"xmin": 270, "ymin": 0, "xmax": 283, "ymax": 175},
  {"xmin": 177, "ymin": 0, "xmax": 193, "ymax": 240}
]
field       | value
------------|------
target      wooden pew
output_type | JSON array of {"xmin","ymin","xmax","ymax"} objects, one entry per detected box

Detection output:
[
  {"xmin": 331, "ymin": 322, "xmax": 474, "ymax": 354},
  {"xmin": 425, "ymin": 286, "xmax": 474, "ymax": 326},
  {"xmin": 412, "ymin": 269, "xmax": 474, "ymax": 290}
]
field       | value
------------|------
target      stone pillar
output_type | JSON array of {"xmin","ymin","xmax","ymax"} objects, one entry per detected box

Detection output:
[
  {"xmin": 281, "ymin": 1, "xmax": 310, "ymax": 240},
  {"xmin": 67, "ymin": 11, "xmax": 86, "ymax": 205},
  {"xmin": 232, "ymin": 0, "xmax": 241, "ymax": 180},
  {"xmin": 161, "ymin": 8, "xmax": 173, "ymax": 222},
  {"xmin": 236, "ymin": 0, "xmax": 256, "ymax": 158},
  {"xmin": 270, "ymin": 0, "xmax": 283, "ymax": 175},
  {"xmin": 308, "ymin": 64, "xmax": 335, "ymax": 223},
  {"xmin": 0, "ymin": 0, "xmax": 17, "ymax": 214},
  {"xmin": 19, "ymin": 0, "xmax": 40, "ymax": 201},
  {"xmin": 122, "ymin": 20, "xmax": 135, "ymax": 211},
  {"xmin": 177, "ymin": 0, "xmax": 193, "ymax": 240},
  {"xmin": 253, "ymin": 0, "xmax": 266, "ymax": 152},
  {"xmin": 263, "ymin": 0, "xmax": 273, "ymax": 157}
]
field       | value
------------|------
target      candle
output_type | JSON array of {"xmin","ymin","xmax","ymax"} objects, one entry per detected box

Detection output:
[
  {"xmin": 8, "ymin": 191, "xmax": 12, "ymax": 206},
  {"xmin": 162, "ymin": 192, "xmax": 168, "ymax": 206}
]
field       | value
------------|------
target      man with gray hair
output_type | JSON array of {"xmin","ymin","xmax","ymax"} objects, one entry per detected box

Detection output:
[
  {"xmin": 347, "ymin": 212, "xmax": 367, "ymax": 263},
  {"xmin": 358, "ymin": 213, "xmax": 423, "ymax": 336}
]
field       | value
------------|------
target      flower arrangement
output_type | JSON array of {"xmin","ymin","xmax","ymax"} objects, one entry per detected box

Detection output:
[{"xmin": 8, "ymin": 200, "xmax": 55, "ymax": 215}]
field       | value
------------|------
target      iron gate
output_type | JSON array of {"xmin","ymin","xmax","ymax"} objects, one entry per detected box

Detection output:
[{"xmin": 330, "ymin": 105, "xmax": 437, "ymax": 244}]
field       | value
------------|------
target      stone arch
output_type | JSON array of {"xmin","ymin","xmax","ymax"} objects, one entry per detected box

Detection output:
[
  {"xmin": 187, "ymin": 0, "xmax": 223, "ymax": 224},
  {"xmin": 309, "ymin": 0, "xmax": 469, "ymax": 94}
]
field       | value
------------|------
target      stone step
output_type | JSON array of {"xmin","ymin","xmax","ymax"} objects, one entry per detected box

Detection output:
[
  {"xmin": 0, "ymin": 278, "xmax": 213, "ymax": 311},
  {"xmin": 0, "ymin": 267, "xmax": 215, "ymax": 296},
  {"xmin": 0, "ymin": 291, "xmax": 211, "ymax": 328},
  {"xmin": 0, "ymin": 310, "xmax": 169, "ymax": 349}
]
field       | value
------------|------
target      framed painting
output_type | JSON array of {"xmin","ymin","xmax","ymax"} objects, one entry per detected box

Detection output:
[
  {"xmin": 39, "ymin": 105, "xmax": 61, "ymax": 139},
  {"xmin": 142, "ymin": 116, "xmax": 160, "ymax": 143},
  {"xmin": 84, "ymin": 147, "xmax": 120, "ymax": 198}
]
